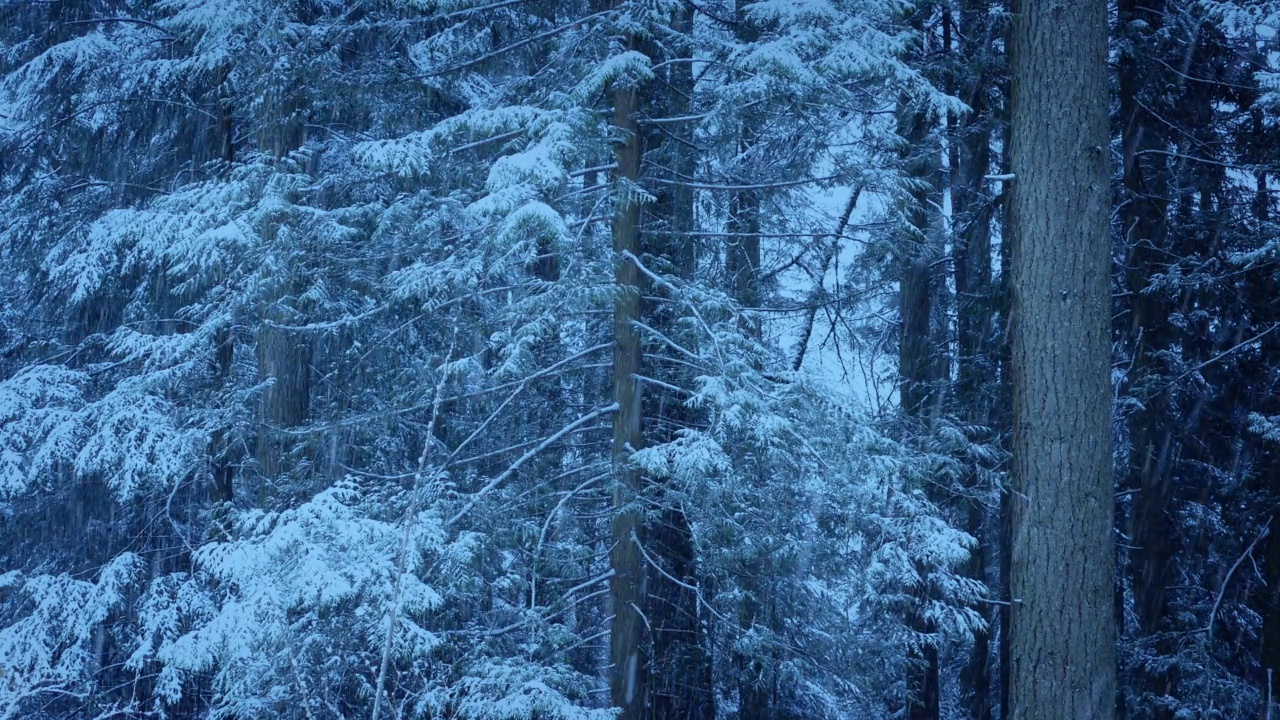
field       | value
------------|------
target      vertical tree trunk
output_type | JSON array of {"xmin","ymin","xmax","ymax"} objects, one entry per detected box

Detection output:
[
  {"xmin": 726, "ymin": 187, "xmax": 761, "ymax": 313},
  {"xmin": 900, "ymin": 123, "xmax": 943, "ymax": 720},
  {"xmin": 899, "ymin": 7, "xmax": 945, "ymax": 715},
  {"xmin": 994, "ymin": 17, "xmax": 1015, "ymax": 715},
  {"xmin": 951, "ymin": 1, "xmax": 996, "ymax": 717},
  {"xmin": 997, "ymin": 245, "xmax": 1013, "ymax": 720},
  {"xmin": 1262, "ymin": 450, "xmax": 1280, "ymax": 720},
  {"xmin": 1117, "ymin": 0, "xmax": 1172, "ymax": 641},
  {"xmin": 209, "ymin": 325, "xmax": 236, "ymax": 540},
  {"xmin": 1114, "ymin": 6, "xmax": 1172, "ymax": 715},
  {"xmin": 209, "ymin": 59, "xmax": 236, "ymax": 516},
  {"xmin": 725, "ymin": 3, "xmax": 769, "ymax": 717},
  {"xmin": 213, "ymin": 62, "xmax": 235, "ymax": 165},
  {"xmin": 643, "ymin": 6, "xmax": 715, "ymax": 716},
  {"xmin": 1006, "ymin": 1, "xmax": 1115, "ymax": 718},
  {"xmin": 900, "ymin": 118, "xmax": 941, "ymax": 720},
  {"xmin": 208, "ymin": 64, "xmax": 238, "ymax": 526},
  {"xmin": 609, "ymin": 29, "xmax": 648, "ymax": 720},
  {"xmin": 1251, "ymin": 96, "xmax": 1280, "ymax": 720},
  {"xmin": 255, "ymin": 311, "xmax": 312, "ymax": 491},
  {"xmin": 1263, "ymin": 462, "xmax": 1280, "ymax": 720}
]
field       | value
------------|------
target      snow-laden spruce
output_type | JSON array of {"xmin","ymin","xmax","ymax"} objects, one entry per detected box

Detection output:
[{"xmin": 0, "ymin": 1, "xmax": 987, "ymax": 718}]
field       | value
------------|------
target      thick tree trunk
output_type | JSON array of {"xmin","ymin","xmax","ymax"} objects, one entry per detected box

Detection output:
[
  {"xmin": 1006, "ymin": 1, "xmax": 1115, "ymax": 719},
  {"xmin": 609, "ymin": 45, "xmax": 647, "ymax": 720}
]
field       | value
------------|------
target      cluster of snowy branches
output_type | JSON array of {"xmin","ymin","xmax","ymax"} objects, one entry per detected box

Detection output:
[
  {"xmin": 15, "ymin": 0, "xmax": 1280, "ymax": 717},
  {"xmin": 0, "ymin": 1, "xmax": 986, "ymax": 718}
]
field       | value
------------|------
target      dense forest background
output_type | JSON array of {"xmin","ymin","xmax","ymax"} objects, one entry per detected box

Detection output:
[{"xmin": 1, "ymin": 0, "xmax": 1278, "ymax": 718}]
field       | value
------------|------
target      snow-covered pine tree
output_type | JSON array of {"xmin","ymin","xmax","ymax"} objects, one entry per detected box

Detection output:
[{"xmin": 0, "ymin": 1, "xmax": 985, "ymax": 718}]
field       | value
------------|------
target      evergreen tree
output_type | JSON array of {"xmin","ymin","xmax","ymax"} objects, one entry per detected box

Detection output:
[{"xmin": 1, "ymin": 1, "xmax": 985, "ymax": 719}]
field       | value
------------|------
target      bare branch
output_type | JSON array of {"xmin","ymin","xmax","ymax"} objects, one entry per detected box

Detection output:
[{"xmin": 446, "ymin": 403, "xmax": 619, "ymax": 528}]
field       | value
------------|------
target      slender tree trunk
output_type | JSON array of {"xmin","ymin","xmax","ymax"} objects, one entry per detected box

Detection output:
[
  {"xmin": 1117, "ymin": 0, "xmax": 1172, "ymax": 638},
  {"xmin": 255, "ymin": 308, "xmax": 312, "ymax": 493},
  {"xmin": 1252, "ymin": 101, "xmax": 1280, "ymax": 720},
  {"xmin": 1006, "ymin": 1, "xmax": 1115, "ymax": 718},
  {"xmin": 1114, "ymin": 6, "xmax": 1173, "ymax": 715},
  {"xmin": 724, "ymin": 3, "xmax": 770, "ymax": 716},
  {"xmin": 726, "ymin": 186, "xmax": 761, "ymax": 314},
  {"xmin": 213, "ymin": 62, "xmax": 235, "ymax": 165},
  {"xmin": 643, "ymin": 7, "xmax": 715, "ymax": 715},
  {"xmin": 209, "ymin": 71, "xmax": 237, "ymax": 530},
  {"xmin": 951, "ymin": 1, "xmax": 997, "ymax": 716},
  {"xmin": 898, "ymin": 7, "xmax": 945, "ymax": 714},
  {"xmin": 996, "ymin": 46, "xmax": 1014, "ymax": 720},
  {"xmin": 1264, "ymin": 464, "xmax": 1280, "ymax": 720},
  {"xmin": 209, "ymin": 325, "xmax": 236, "ymax": 540},
  {"xmin": 792, "ymin": 190, "xmax": 860, "ymax": 372},
  {"xmin": 609, "ymin": 26, "xmax": 648, "ymax": 720},
  {"xmin": 900, "ymin": 127, "xmax": 943, "ymax": 720}
]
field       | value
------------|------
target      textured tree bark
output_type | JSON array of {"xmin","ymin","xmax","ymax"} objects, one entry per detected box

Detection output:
[
  {"xmin": 1007, "ymin": 0, "xmax": 1115, "ymax": 718},
  {"xmin": 609, "ymin": 33, "xmax": 648, "ymax": 720}
]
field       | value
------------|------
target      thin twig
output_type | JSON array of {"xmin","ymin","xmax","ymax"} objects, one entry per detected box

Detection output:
[
  {"xmin": 446, "ymin": 403, "xmax": 619, "ymax": 527},
  {"xmin": 1176, "ymin": 323, "xmax": 1280, "ymax": 383},
  {"xmin": 1205, "ymin": 517, "xmax": 1271, "ymax": 641}
]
